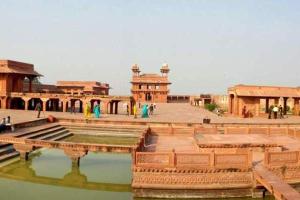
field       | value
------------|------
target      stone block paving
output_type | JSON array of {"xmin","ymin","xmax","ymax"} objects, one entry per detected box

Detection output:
[{"xmin": 2, "ymin": 103, "xmax": 300, "ymax": 125}]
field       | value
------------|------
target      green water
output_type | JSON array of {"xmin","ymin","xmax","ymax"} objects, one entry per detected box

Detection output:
[
  {"xmin": 64, "ymin": 134, "xmax": 139, "ymax": 145},
  {"xmin": 0, "ymin": 149, "xmax": 273, "ymax": 200}
]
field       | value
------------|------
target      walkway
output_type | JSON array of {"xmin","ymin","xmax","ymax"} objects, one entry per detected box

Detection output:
[
  {"xmin": 2, "ymin": 103, "xmax": 300, "ymax": 125},
  {"xmin": 254, "ymin": 164, "xmax": 300, "ymax": 200}
]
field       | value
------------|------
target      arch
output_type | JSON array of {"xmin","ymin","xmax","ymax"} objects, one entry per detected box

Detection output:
[
  {"xmin": 45, "ymin": 98, "xmax": 60, "ymax": 112},
  {"xmin": 28, "ymin": 98, "xmax": 43, "ymax": 111},
  {"xmin": 10, "ymin": 97, "xmax": 25, "ymax": 110},
  {"xmin": 70, "ymin": 99, "xmax": 83, "ymax": 113},
  {"xmin": 90, "ymin": 99, "xmax": 101, "ymax": 113}
]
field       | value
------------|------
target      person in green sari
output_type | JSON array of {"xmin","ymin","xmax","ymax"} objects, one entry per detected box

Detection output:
[
  {"xmin": 93, "ymin": 103, "xmax": 101, "ymax": 118},
  {"xmin": 141, "ymin": 105, "xmax": 149, "ymax": 118}
]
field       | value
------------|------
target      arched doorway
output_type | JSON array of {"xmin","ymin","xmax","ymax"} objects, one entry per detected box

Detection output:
[
  {"xmin": 10, "ymin": 97, "xmax": 25, "ymax": 110},
  {"xmin": 70, "ymin": 99, "xmax": 83, "ymax": 113},
  {"xmin": 46, "ymin": 98, "xmax": 60, "ymax": 112},
  {"xmin": 28, "ymin": 98, "xmax": 42, "ymax": 111},
  {"xmin": 90, "ymin": 99, "xmax": 101, "ymax": 113}
]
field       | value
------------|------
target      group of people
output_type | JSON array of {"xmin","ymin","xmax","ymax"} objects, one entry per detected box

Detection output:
[
  {"xmin": 84, "ymin": 102, "xmax": 101, "ymax": 118},
  {"xmin": 0, "ymin": 116, "xmax": 13, "ymax": 132},
  {"xmin": 268, "ymin": 105, "xmax": 284, "ymax": 119},
  {"xmin": 141, "ymin": 103, "xmax": 156, "ymax": 118}
]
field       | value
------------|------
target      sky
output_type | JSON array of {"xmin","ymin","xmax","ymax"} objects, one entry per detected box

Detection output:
[{"xmin": 0, "ymin": 0, "xmax": 300, "ymax": 95}]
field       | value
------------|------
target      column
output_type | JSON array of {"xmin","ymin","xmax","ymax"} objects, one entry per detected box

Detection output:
[
  {"xmin": 114, "ymin": 101, "xmax": 118, "ymax": 114},
  {"xmin": 41, "ymin": 98, "xmax": 49, "ymax": 112},
  {"xmin": 283, "ymin": 97, "xmax": 288, "ymax": 115},
  {"xmin": 234, "ymin": 95, "xmax": 239, "ymax": 116},
  {"xmin": 274, "ymin": 98, "xmax": 279, "ymax": 105},
  {"xmin": 64, "ymin": 149, "xmax": 87, "ymax": 168},
  {"xmin": 254, "ymin": 98, "xmax": 260, "ymax": 117},
  {"xmin": 109, "ymin": 102, "xmax": 114, "ymax": 114},
  {"xmin": 22, "ymin": 97, "xmax": 30, "ymax": 110},
  {"xmin": 101, "ymin": 100, "xmax": 109, "ymax": 114},
  {"xmin": 62, "ymin": 101, "xmax": 68, "ymax": 112},
  {"xmin": 294, "ymin": 98, "xmax": 299, "ymax": 116},
  {"xmin": 265, "ymin": 98, "xmax": 269, "ymax": 113}
]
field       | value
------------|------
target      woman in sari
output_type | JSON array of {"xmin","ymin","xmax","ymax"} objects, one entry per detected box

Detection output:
[
  {"xmin": 84, "ymin": 103, "xmax": 91, "ymax": 118},
  {"xmin": 93, "ymin": 103, "xmax": 101, "ymax": 118},
  {"xmin": 141, "ymin": 105, "xmax": 149, "ymax": 118}
]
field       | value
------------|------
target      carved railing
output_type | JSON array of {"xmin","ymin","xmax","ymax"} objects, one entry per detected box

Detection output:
[
  {"xmin": 264, "ymin": 150, "xmax": 300, "ymax": 168},
  {"xmin": 135, "ymin": 150, "xmax": 252, "ymax": 170},
  {"xmin": 0, "ymin": 136, "xmax": 136, "ymax": 153},
  {"xmin": 224, "ymin": 126, "xmax": 292, "ymax": 135}
]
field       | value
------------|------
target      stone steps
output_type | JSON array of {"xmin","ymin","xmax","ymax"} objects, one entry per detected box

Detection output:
[
  {"xmin": 14, "ymin": 123, "xmax": 60, "ymax": 138},
  {"xmin": 0, "ymin": 151, "xmax": 19, "ymax": 163},
  {"xmin": 37, "ymin": 129, "xmax": 70, "ymax": 140},
  {"xmin": 0, "ymin": 145, "xmax": 15, "ymax": 156},
  {"xmin": 65, "ymin": 126, "xmax": 144, "ymax": 133},
  {"xmin": 50, "ymin": 132, "xmax": 73, "ymax": 141},
  {"xmin": 67, "ymin": 129, "xmax": 141, "ymax": 137},
  {"xmin": 23, "ymin": 126, "xmax": 65, "ymax": 139}
]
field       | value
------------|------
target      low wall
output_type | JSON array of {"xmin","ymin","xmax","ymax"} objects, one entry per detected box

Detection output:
[{"xmin": 134, "ymin": 151, "xmax": 252, "ymax": 170}]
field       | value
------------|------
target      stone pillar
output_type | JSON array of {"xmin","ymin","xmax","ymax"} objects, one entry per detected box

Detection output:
[
  {"xmin": 265, "ymin": 98, "xmax": 269, "ymax": 113},
  {"xmin": 294, "ymin": 98, "xmax": 299, "ymax": 116},
  {"xmin": 114, "ymin": 101, "xmax": 118, "ymax": 114},
  {"xmin": 109, "ymin": 102, "xmax": 114, "ymax": 114},
  {"xmin": 274, "ymin": 98, "xmax": 279, "ymax": 105},
  {"xmin": 233, "ymin": 95, "xmax": 239, "ymax": 116},
  {"xmin": 100, "ymin": 100, "xmax": 108, "ymax": 114},
  {"xmin": 64, "ymin": 149, "xmax": 88, "ymax": 168},
  {"xmin": 13, "ymin": 144, "xmax": 34, "ymax": 161},
  {"xmin": 254, "ymin": 98, "xmax": 260, "ymax": 117},
  {"xmin": 22, "ymin": 97, "xmax": 30, "ymax": 111},
  {"xmin": 62, "ymin": 101, "xmax": 68, "ymax": 112},
  {"xmin": 41, "ymin": 98, "xmax": 48, "ymax": 112}
]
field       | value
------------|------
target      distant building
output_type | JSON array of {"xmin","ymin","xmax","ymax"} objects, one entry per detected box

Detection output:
[
  {"xmin": 56, "ymin": 81, "xmax": 110, "ymax": 95},
  {"xmin": 0, "ymin": 59, "xmax": 128, "ymax": 114},
  {"xmin": 131, "ymin": 64, "xmax": 171, "ymax": 103}
]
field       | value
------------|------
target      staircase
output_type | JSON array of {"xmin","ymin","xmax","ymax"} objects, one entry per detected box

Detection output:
[
  {"xmin": 0, "ymin": 123, "xmax": 73, "ymax": 164},
  {"xmin": 62, "ymin": 124, "xmax": 146, "ymax": 138},
  {"xmin": 0, "ymin": 143, "xmax": 19, "ymax": 163}
]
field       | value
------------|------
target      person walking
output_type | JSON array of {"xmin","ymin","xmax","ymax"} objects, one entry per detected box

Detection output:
[
  {"xmin": 93, "ymin": 103, "xmax": 101, "ymax": 118},
  {"xmin": 35, "ymin": 102, "xmax": 42, "ymax": 118},
  {"xmin": 268, "ymin": 106, "xmax": 273, "ymax": 119},
  {"xmin": 279, "ymin": 105, "xmax": 283, "ymax": 119},
  {"xmin": 242, "ymin": 106, "xmax": 247, "ymax": 118},
  {"xmin": 149, "ymin": 104, "xmax": 154, "ymax": 115},
  {"xmin": 273, "ymin": 105, "xmax": 279, "ymax": 119},
  {"xmin": 126, "ymin": 104, "xmax": 130, "ymax": 116},
  {"xmin": 133, "ymin": 104, "xmax": 137, "ymax": 119}
]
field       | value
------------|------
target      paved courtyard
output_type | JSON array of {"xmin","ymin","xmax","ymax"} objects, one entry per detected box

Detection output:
[{"xmin": 1, "ymin": 103, "xmax": 300, "ymax": 125}]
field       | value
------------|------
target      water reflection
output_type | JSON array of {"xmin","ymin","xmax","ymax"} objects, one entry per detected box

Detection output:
[
  {"xmin": 0, "ymin": 149, "xmax": 274, "ymax": 200},
  {"xmin": 0, "ymin": 149, "xmax": 131, "ymax": 193}
]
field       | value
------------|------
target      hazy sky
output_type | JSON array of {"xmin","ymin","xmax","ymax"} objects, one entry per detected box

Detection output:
[{"xmin": 1, "ymin": 0, "xmax": 300, "ymax": 95}]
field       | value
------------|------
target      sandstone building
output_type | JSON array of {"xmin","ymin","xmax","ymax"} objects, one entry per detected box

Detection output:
[{"xmin": 131, "ymin": 64, "xmax": 171, "ymax": 103}]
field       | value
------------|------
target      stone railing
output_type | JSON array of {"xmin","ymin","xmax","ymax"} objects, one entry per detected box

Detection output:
[
  {"xmin": 224, "ymin": 126, "xmax": 291, "ymax": 135},
  {"xmin": 134, "ymin": 150, "xmax": 252, "ymax": 170},
  {"xmin": 264, "ymin": 150, "xmax": 300, "ymax": 168}
]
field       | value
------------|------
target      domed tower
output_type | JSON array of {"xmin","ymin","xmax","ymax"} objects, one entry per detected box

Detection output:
[
  {"xmin": 160, "ymin": 63, "xmax": 170, "ymax": 77},
  {"xmin": 131, "ymin": 64, "xmax": 140, "ymax": 77}
]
